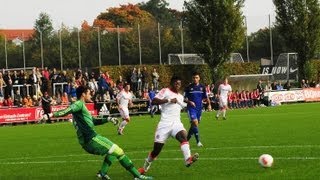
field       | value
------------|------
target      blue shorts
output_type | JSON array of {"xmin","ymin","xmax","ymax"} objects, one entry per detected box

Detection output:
[{"xmin": 187, "ymin": 109, "xmax": 202, "ymax": 122}]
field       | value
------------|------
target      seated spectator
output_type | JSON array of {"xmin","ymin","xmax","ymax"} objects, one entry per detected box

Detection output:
[
  {"xmin": 32, "ymin": 95, "xmax": 40, "ymax": 106},
  {"xmin": 3, "ymin": 96, "xmax": 14, "ymax": 107},
  {"xmin": 142, "ymin": 88, "xmax": 150, "ymax": 100},
  {"xmin": 56, "ymin": 93, "xmax": 62, "ymax": 105},
  {"xmin": 61, "ymin": 92, "xmax": 69, "ymax": 105},
  {"xmin": 103, "ymin": 91, "xmax": 111, "ymax": 102},
  {"xmin": 276, "ymin": 82, "xmax": 283, "ymax": 90},
  {"xmin": 14, "ymin": 90, "xmax": 23, "ymax": 107},
  {"xmin": 51, "ymin": 96, "xmax": 57, "ymax": 106},
  {"xmin": 283, "ymin": 81, "xmax": 291, "ymax": 90},
  {"xmin": 23, "ymin": 95, "xmax": 34, "ymax": 107}
]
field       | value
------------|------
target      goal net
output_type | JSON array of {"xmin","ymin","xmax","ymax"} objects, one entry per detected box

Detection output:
[{"xmin": 227, "ymin": 53, "xmax": 244, "ymax": 63}]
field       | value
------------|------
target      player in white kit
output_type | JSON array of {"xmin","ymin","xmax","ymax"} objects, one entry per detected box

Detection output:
[
  {"xmin": 216, "ymin": 77, "xmax": 232, "ymax": 120},
  {"xmin": 138, "ymin": 76, "xmax": 199, "ymax": 175},
  {"xmin": 117, "ymin": 83, "xmax": 133, "ymax": 135}
]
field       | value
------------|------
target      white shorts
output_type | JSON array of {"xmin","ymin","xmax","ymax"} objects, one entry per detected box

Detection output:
[
  {"xmin": 219, "ymin": 98, "xmax": 228, "ymax": 108},
  {"xmin": 119, "ymin": 107, "xmax": 130, "ymax": 120},
  {"xmin": 154, "ymin": 121, "xmax": 186, "ymax": 143}
]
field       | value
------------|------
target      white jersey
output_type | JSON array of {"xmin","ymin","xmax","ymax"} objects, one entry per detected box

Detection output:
[
  {"xmin": 116, "ymin": 90, "xmax": 133, "ymax": 108},
  {"xmin": 155, "ymin": 88, "xmax": 184, "ymax": 123},
  {"xmin": 218, "ymin": 83, "xmax": 232, "ymax": 100}
]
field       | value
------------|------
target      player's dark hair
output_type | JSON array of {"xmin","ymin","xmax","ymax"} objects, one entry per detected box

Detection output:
[
  {"xmin": 192, "ymin": 72, "xmax": 200, "ymax": 76},
  {"xmin": 76, "ymin": 86, "xmax": 90, "ymax": 99},
  {"xmin": 170, "ymin": 75, "xmax": 181, "ymax": 85}
]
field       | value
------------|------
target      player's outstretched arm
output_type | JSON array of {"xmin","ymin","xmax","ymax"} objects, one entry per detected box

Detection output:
[
  {"xmin": 152, "ymin": 97, "xmax": 176, "ymax": 105},
  {"xmin": 92, "ymin": 116, "xmax": 119, "ymax": 126}
]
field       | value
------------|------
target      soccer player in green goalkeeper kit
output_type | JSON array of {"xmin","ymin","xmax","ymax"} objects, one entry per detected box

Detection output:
[{"xmin": 44, "ymin": 86, "xmax": 152, "ymax": 180}]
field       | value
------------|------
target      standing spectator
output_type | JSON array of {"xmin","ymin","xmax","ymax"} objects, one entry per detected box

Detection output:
[
  {"xmin": 257, "ymin": 80, "xmax": 263, "ymax": 93},
  {"xmin": 300, "ymin": 79, "xmax": 308, "ymax": 88},
  {"xmin": 152, "ymin": 68, "xmax": 159, "ymax": 90},
  {"xmin": 142, "ymin": 66, "xmax": 149, "ymax": 90},
  {"xmin": 98, "ymin": 73, "xmax": 109, "ymax": 102},
  {"xmin": 116, "ymin": 75, "xmax": 124, "ymax": 91},
  {"xmin": 131, "ymin": 68, "xmax": 138, "ymax": 93},
  {"xmin": 137, "ymin": 68, "xmax": 143, "ymax": 91},
  {"xmin": 42, "ymin": 67, "xmax": 50, "ymax": 81},
  {"xmin": 4, "ymin": 79, "xmax": 13, "ymax": 99},
  {"xmin": 28, "ymin": 68, "xmax": 39, "ymax": 97},
  {"xmin": 42, "ymin": 91, "xmax": 52, "ymax": 123},
  {"xmin": 0, "ymin": 72, "xmax": 5, "ymax": 97}
]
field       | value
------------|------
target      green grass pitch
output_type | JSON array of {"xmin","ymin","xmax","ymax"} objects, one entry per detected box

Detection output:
[{"xmin": 0, "ymin": 103, "xmax": 320, "ymax": 179}]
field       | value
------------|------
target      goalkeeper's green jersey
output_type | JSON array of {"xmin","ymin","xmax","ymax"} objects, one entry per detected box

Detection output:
[{"xmin": 53, "ymin": 100, "xmax": 101, "ymax": 145}]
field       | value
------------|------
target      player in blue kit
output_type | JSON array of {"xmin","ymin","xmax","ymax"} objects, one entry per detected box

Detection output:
[{"xmin": 184, "ymin": 72, "xmax": 211, "ymax": 147}]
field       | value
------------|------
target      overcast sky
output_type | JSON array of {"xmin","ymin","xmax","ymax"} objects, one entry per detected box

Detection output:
[{"xmin": 0, "ymin": 0, "xmax": 275, "ymax": 34}]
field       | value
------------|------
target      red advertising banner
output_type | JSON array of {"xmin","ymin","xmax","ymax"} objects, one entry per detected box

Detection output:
[
  {"xmin": 0, "ymin": 103, "xmax": 97, "ymax": 124},
  {"xmin": 303, "ymin": 88, "xmax": 320, "ymax": 102}
]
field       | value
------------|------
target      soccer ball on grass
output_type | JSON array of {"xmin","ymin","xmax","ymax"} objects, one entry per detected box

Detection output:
[{"xmin": 258, "ymin": 154, "xmax": 273, "ymax": 168}]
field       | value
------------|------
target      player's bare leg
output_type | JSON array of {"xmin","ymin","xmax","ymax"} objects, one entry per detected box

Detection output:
[{"xmin": 139, "ymin": 142, "xmax": 164, "ymax": 174}]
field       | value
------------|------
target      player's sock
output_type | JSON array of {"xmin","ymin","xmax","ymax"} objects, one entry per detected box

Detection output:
[
  {"xmin": 223, "ymin": 109, "xmax": 226, "ymax": 118},
  {"xmin": 192, "ymin": 126, "xmax": 200, "ymax": 144},
  {"xmin": 100, "ymin": 155, "xmax": 115, "ymax": 175},
  {"xmin": 187, "ymin": 127, "xmax": 193, "ymax": 141},
  {"xmin": 216, "ymin": 110, "xmax": 221, "ymax": 117},
  {"xmin": 119, "ymin": 120, "xmax": 128, "ymax": 130},
  {"xmin": 118, "ymin": 154, "xmax": 141, "ymax": 178},
  {"xmin": 180, "ymin": 141, "xmax": 191, "ymax": 161}
]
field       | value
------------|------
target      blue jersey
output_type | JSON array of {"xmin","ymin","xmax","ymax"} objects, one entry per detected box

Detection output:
[
  {"xmin": 149, "ymin": 90, "xmax": 156, "ymax": 101},
  {"xmin": 184, "ymin": 83, "xmax": 207, "ymax": 111}
]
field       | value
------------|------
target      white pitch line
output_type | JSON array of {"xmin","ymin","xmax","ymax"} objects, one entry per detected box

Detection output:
[
  {"xmin": 1, "ymin": 157, "xmax": 320, "ymax": 165},
  {"xmin": 1, "ymin": 144, "xmax": 319, "ymax": 161}
]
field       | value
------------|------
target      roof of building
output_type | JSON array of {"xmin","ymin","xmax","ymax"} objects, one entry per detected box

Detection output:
[{"xmin": 0, "ymin": 29, "xmax": 35, "ymax": 41}]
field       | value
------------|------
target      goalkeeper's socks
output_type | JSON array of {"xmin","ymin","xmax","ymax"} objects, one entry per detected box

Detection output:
[
  {"xmin": 100, "ymin": 155, "xmax": 114, "ymax": 175},
  {"xmin": 119, "ymin": 155, "xmax": 141, "ymax": 178}
]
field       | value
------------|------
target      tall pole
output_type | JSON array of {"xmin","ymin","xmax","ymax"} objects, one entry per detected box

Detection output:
[
  {"xmin": 138, "ymin": 24, "xmax": 142, "ymax": 65},
  {"xmin": 78, "ymin": 28, "xmax": 81, "ymax": 69},
  {"xmin": 4, "ymin": 35, "xmax": 8, "ymax": 69},
  {"xmin": 97, "ymin": 27, "xmax": 101, "ymax": 67},
  {"xmin": 22, "ymin": 33, "xmax": 26, "ymax": 71},
  {"xmin": 269, "ymin": 14, "xmax": 274, "ymax": 65},
  {"xmin": 59, "ymin": 29, "xmax": 63, "ymax": 71},
  {"xmin": 117, "ymin": 26, "xmax": 121, "ymax": 66},
  {"xmin": 245, "ymin": 16, "xmax": 250, "ymax": 62},
  {"xmin": 180, "ymin": 21, "xmax": 184, "ymax": 63},
  {"xmin": 158, "ymin": 22, "xmax": 162, "ymax": 65},
  {"xmin": 40, "ymin": 31, "xmax": 44, "ymax": 69}
]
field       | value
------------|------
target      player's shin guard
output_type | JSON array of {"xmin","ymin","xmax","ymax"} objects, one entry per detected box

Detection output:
[
  {"xmin": 180, "ymin": 141, "xmax": 191, "ymax": 161},
  {"xmin": 192, "ymin": 126, "xmax": 200, "ymax": 144},
  {"xmin": 119, "ymin": 155, "xmax": 141, "ymax": 178}
]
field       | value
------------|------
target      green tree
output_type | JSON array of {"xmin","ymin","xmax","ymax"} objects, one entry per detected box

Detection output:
[
  {"xmin": 274, "ymin": 0, "xmax": 320, "ymax": 80},
  {"xmin": 31, "ymin": 12, "xmax": 54, "ymax": 68},
  {"xmin": 238, "ymin": 26, "xmax": 288, "ymax": 61},
  {"xmin": 185, "ymin": 0, "xmax": 245, "ymax": 68},
  {"xmin": 139, "ymin": 0, "xmax": 181, "ymax": 27}
]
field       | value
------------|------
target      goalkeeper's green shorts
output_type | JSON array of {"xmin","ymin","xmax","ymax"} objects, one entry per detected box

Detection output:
[{"xmin": 83, "ymin": 135, "xmax": 123, "ymax": 156}]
